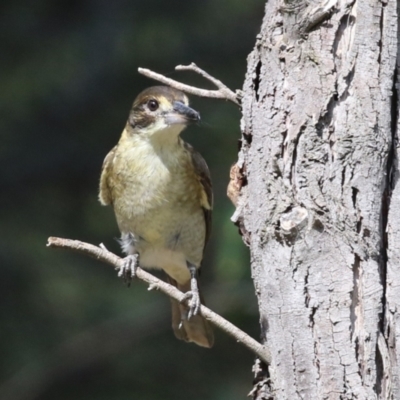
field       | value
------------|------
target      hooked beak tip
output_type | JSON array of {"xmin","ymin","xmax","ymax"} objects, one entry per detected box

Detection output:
[{"xmin": 173, "ymin": 101, "xmax": 200, "ymax": 123}]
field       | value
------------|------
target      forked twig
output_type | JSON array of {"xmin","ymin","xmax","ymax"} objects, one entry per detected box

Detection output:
[
  {"xmin": 138, "ymin": 63, "xmax": 241, "ymax": 106},
  {"xmin": 47, "ymin": 236, "xmax": 271, "ymax": 364}
]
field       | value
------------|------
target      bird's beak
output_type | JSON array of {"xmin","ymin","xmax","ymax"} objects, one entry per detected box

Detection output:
[{"xmin": 165, "ymin": 101, "xmax": 200, "ymax": 126}]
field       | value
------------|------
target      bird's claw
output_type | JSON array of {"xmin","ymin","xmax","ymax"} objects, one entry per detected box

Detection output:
[
  {"xmin": 181, "ymin": 289, "xmax": 201, "ymax": 319},
  {"xmin": 118, "ymin": 254, "xmax": 139, "ymax": 287}
]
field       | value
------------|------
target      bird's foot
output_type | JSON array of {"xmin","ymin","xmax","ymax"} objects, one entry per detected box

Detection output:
[
  {"xmin": 118, "ymin": 254, "xmax": 139, "ymax": 287},
  {"xmin": 181, "ymin": 289, "xmax": 201, "ymax": 319}
]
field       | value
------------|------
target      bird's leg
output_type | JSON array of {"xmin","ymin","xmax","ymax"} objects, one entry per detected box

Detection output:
[
  {"xmin": 117, "ymin": 232, "xmax": 140, "ymax": 287},
  {"xmin": 118, "ymin": 253, "xmax": 139, "ymax": 287},
  {"xmin": 181, "ymin": 262, "xmax": 201, "ymax": 319}
]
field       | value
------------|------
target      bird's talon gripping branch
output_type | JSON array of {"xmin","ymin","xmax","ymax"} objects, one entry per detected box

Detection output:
[
  {"xmin": 181, "ymin": 290, "xmax": 201, "ymax": 319},
  {"xmin": 118, "ymin": 254, "xmax": 139, "ymax": 286},
  {"xmin": 189, "ymin": 291, "xmax": 201, "ymax": 319},
  {"xmin": 181, "ymin": 262, "xmax": 202, "ymax": 319}
]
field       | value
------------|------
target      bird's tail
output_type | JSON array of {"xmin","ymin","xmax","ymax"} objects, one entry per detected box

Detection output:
[{"xmin": 167, "ymin": 277, "xmax": 214, "ymax": 348}]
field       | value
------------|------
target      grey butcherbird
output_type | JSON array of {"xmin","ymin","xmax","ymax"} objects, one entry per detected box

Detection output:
[{"xmin": 99, "ymin": 86, "xmax": 214, "ymax": 348}]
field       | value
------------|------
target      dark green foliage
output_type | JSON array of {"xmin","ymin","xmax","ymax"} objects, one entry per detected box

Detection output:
[{"xmin": 0, "ymin": 1, "xmax": 264, "ymax": 398}]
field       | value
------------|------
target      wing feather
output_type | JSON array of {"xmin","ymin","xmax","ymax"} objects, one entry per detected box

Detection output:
[
  {"xmin": 184, "ymin": 142, "xmax": 213, "ymax": 247},
  {"xmin": 99, "ymin": 146, "xmax": 117, "ymax": 206}
]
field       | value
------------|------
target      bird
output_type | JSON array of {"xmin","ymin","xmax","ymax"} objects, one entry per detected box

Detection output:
[{"xmin": 99, "ymin": 85, "xmax": 214, "ymax": 348}]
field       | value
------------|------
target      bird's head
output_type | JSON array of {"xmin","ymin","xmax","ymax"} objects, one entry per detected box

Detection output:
[{"xmin": 126, "ymin": 86, "xmax": 200, "ymax": 140}]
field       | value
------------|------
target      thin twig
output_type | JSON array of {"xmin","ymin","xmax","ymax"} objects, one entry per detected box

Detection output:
[
  {"xmin": 47, "ymin": 236, "xmax": 271, "ymax": 364},
  {"xmin": 138, "ymin": 63, "xmax": 240, "ymax": 106},
  {"xmin": 175, "ymin": 63, "xmax": 233, "ymax": 94}
]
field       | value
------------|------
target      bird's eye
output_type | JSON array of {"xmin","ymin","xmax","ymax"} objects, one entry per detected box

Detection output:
[{"xmin": 147, "ymin": 99, "xmax": 159, "ymax": 112}]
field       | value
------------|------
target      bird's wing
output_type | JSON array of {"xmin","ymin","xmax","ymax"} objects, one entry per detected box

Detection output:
[
  {"xmin": 184, "ymin": 142, "xmax": 213, "ymax": 247},
  {"xmin": 99, "ymin": 145, "xmax": 117, "ymax": 206}
]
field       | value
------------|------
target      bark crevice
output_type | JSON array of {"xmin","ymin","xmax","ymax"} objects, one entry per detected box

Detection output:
[{"xmin": 253, "ymin": 60, "xmax": 263, "ymax": 102}]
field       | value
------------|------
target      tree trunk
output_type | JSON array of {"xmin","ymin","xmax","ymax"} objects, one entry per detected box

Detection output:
[{"xmin": 234, "ymin": 1, "xmax": 399, "ymax": 398}]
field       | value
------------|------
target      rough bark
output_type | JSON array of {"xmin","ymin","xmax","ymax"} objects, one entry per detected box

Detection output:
[{"xmin": 234, "ymin": 0, "xmax": 399, "ymax": 398}]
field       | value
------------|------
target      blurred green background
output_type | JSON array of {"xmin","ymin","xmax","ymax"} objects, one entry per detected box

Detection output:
[{"xmin": 1, "ymin": 1, "xmax": 264, "ymax": 399}]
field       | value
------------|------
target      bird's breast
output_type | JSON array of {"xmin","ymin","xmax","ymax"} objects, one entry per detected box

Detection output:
[{"xmin": 108, "ymin": 138, "xmax": 204, "ymax": 244}]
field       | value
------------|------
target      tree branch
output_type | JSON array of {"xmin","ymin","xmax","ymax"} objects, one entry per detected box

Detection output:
[
  {"xmin": 47, "ymin": 236, "xmax": 271, "ymax": 364},
  {"xmin": 138, "ymin": 63, "xmax": 241, "ymax": 106}
]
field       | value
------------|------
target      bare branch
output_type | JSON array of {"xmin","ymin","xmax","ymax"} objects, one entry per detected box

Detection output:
[
  {"xmin": 175, "ymin": 63, "xmax": 232, "ymax": 93},
  {"xmin": 47, "ymin": 236, "xmax": 271, "ymax": 364},
  {"xmin": 138, "ymin": 63, "xmax": 240, "ymax": 106}
]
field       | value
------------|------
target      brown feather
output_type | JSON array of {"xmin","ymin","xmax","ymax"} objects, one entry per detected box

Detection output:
[
  {"xmin": 183, "ymin": 141, "xmax": 213, "ymax": 248},
  {"xmin": 99, "ymin": 145, "xmax": 117, "ymax": 206}
]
